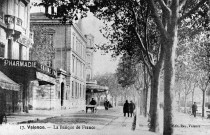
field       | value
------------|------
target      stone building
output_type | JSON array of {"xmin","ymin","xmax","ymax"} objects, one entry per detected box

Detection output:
[
  {"xmin": 0, "ymin": 0, "xmax": 31, "ymax": 113},
  {"xmin": 0, "ymin": 0, "xmax": 60, "ymax": 114},
  {"xmin": 30, "ymin": 12, "xmax": 91, "ymax": 110}
]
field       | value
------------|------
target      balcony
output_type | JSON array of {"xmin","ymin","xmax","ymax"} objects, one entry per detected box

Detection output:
[
  {"xmin": 4, "ymin": 15, "xmax": 23, "ymax": 35},
  {"xmin": 0, "ymin": 12, "xmax": 6, "ymax": 28}
]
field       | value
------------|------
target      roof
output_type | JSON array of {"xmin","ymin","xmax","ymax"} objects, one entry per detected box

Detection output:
[
  {"xmin": 30, "ymin": 12, "xmax": 49, "ymax": 20},
  {"xmin": 0, "ymin": 71, "xmax": 20, "ymax": 91}
]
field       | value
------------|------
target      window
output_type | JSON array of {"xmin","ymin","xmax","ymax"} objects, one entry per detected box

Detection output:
[
  {"xmin": 75, "ymin": 82, "xmax": 77, "ymax": 98},
  {"xmin": 0, "ymin": 44, "xmax": 5, "ymax": 58},
  {"xmin": 83, "ymin": 85, "xmax": 86, "ymax": 98},
  {"xmin": 80, "ymin": 84, "xmax": 81, "ymax": 97},
  {"xmin": 72, "ymin": 81, "xmax": 74, "ymax": 97},
  {"xmin": 19, "ymin": 1, "xmax": 25, "ymax": 27},
  {"xmin": 72, "ymin": 55, "xmax": 75, "ymax": 73},
  {"xmin": 72, "ymin": 36, "xmax": 75, "ymax": 50}
]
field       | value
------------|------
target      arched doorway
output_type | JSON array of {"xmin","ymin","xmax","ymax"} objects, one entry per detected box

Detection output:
[{"xmin": 61, "ymin": 83, "xmax": 64, "ymax": 106}]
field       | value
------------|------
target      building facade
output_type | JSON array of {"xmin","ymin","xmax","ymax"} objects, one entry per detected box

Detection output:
[
  {"xmin": 0, "ymin": 0, "xmax": 59, "ymax": 114},
  {"xmin": 30, "ymin": 12, "xmax": 91, "ymax": 110},
  {"xmin": 0, "ymin": 0, "xmax": 31, "ymax": 113}
]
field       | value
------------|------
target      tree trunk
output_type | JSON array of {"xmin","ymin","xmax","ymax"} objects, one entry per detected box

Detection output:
[
  {"xmin": 192, "ymin": 90, "xmax": 194, "ymax": 105},
  {"xmin": 144, "ymin": 87, "xmax": 148, "ymax": 117},
  {"xmin": 202, "ymin": 90, "xmax": 206, "ymax": 117},
  {"xmin": 163, "ymin": 38, "xmax": 177, "ymax": 135},
  {"xmin": 144, "ymin": 66, "xmax": 149, "ymax": 117},
  {"xmin": 149, "ymin": 67, "xmax": 162, "ymax": 132},
  {"xmin": 178, "ymin": 92, "xmax": 181, "ymax": 112},
  {"xmin": 184, "ymin": 95, "xmax": 187, "ymax": 113}
]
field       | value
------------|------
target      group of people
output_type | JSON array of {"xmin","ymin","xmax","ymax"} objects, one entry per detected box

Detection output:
[{"xmin": 123, "ymin": 100, "xmax": 135, "ymax": 117}]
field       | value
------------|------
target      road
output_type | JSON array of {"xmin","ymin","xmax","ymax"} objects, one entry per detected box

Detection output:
[
  {"xmin": 0, "ymin": 107, "xmax": 145, "ymax": 135},
  {"xmin": 1, "ymin": 107, "xmax": 210, "ymax": 135}
]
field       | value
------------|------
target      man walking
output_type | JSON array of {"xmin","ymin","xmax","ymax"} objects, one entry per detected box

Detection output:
[
  {"xmin": 123, "ymin": 100, "xmax": 130, "ymax": 117},
  {"xmin": 129, "ymin": 100, "xmax": 135, "ymax": 117},
  {"xmin": 192, "ymin": 102, "xmax": 198, "ymax": 117}
]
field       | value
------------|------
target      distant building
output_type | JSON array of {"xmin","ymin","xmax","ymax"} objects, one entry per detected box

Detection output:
[{"xmin": 30, "ymin": 12, "xmax": 91, "ymax": 110}]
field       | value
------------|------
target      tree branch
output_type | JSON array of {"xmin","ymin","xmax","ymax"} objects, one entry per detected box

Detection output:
[
  {"xmin": 130, "ymin": 6, "xmax": 154, "ymax": 68},
  {"xmin": 179, "ymin": 0, "xmax": 188, "ymax": 9},
  {"xmin": 157, "ymin": 0, "xmax": 171, "ymax": 13},
  {"xmin": 178, "ymin": 0, "xmax": 207, "ymax": 24},
  {"xmin": 147, "ymin": 0, "xmax": 168, "ymax": 39}
]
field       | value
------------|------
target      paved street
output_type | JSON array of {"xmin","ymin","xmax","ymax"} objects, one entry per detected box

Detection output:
[{"xmin": 0, "ymin": 107, "xmax": 210, "ymax": 135}]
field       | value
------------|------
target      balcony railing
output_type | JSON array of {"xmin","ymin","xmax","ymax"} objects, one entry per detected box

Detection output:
[
  {"xmin": 16, "ymin": 17, "xmax": 23, "ymax": 26},
  {"xmin": 4, "ymin": 15, "xmax": 23, "ymax": 27},
  {"xmin": 4, "ymin": 15, "xmax": 15, "ymax": 25}
]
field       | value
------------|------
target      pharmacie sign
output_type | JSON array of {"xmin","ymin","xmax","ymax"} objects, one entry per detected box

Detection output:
[
  {"xmin": 3, "ymin": 59, "xmax": 36, "ymax": 67},
  {"xmin": 0, "ymin": 59, "xmax": 56, "ymax": 76}
]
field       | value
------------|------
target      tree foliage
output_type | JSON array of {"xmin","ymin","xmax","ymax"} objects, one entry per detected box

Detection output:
[
  {"xmin": 93, "ymin": 73, "xmax": 123, "ymax": 97},
  {"xmin": 116, "ymin": 54, "xmax": 138, "ymax": 87}
]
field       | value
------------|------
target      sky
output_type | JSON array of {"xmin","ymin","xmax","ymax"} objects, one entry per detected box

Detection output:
[
  {"xmin": 30, "ymin": 3, "xmax": 119, "ymax": 75},
  {"xmin": 80, "ymin": 13, "xmax": 119, "ymax": 75}
]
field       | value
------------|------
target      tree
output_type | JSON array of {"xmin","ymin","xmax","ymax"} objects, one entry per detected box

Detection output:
[
  {"xmin": 146, "ymin": 0, "xmax": 209, "ymax": 134},
  {"xmin": 93, "ymin": 73, "xmax": 123, "ymax": 101},
  {"xmin": 176, "ymin": 38, "xmax": 198, "ymax": 113},
  {"xmin": 192, "ymin": 32, "xmax": 210, "ymax": 117}
]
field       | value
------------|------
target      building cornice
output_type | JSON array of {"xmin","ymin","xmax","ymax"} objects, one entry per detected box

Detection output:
[{"xmin": 72, "ymin": 24, "xmax": 87, "ymax": 43}]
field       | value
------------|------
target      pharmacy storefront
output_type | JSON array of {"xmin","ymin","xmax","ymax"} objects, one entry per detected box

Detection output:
[{"xmin": 0, "ymin": 59, "xmax": 56, "ymax": 112}]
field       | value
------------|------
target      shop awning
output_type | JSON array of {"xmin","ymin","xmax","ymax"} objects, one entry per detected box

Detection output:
[
  {"xmin": 0, "ymin": 71, "xmax": 20, "ymax": 91},
  {"xmin": 86, "ymin": 83, "xmax": 108, "ymax": 93},
  {"xmin": 0, "ymin": 59, "xmax": 56, "ymax": 85}
]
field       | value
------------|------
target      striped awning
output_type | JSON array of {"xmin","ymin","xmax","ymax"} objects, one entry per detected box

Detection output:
[{"xmin": 0, "ymin": 71, "xmax": 20, "ymax": 91}]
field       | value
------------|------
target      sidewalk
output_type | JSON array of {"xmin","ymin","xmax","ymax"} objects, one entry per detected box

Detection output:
[
  {"xmin": 100, "ymin": 112, "xmax": 159, "ymax": 135},
  {"xmin": 5, "ymin": 106, "xmax": 107, "ymax": 124},
  {"xmin": 5, "ymin": 108, "xmax": 84, "ymax": 124}
]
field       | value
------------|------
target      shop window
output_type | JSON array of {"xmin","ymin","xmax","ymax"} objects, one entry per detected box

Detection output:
[{"xmin": 0, "ymin": 44, "xmax": 5, "ymax": 58}]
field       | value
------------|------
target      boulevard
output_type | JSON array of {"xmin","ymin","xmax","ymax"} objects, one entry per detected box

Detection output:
[{"xmin": 0, "ymin": 106, "xmax": 210, "ymax": 135}]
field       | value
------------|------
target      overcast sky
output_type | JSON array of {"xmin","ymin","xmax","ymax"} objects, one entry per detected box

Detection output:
[{"xmin": 30, "ymin": 4, "xmax": 119, "ymax": 75}]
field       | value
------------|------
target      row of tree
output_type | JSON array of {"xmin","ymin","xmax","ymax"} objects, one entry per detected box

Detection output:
[{"xmin": 34, "ymin": 0, "xmax": 210, "ymax": 135}]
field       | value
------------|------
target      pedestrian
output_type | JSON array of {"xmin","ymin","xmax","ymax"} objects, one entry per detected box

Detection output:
[
  {"xmin": 90, "ymin": 98, "xmax": 97, "ymax": 113},
  {"xmin": 123, "ymin": 100, "xmax": 130, "ymax": 117},
  {"xmin": 104, "ymin": 100, "xmax": 109, "ymax": 110},
  {"xmin": 192, "ymin": 102, "xmax": 198, "ymax": 117},
  {"xmin": 129, "ymin": 100, "xmax": 135, "ymax": 117}
]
